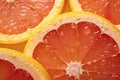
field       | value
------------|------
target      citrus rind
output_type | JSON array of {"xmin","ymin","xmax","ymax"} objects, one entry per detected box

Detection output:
[
  {"xmin": 69, "ymin": 0, "xmax": 83, "ymax": 12},
  {"xmin": 24, "ymin": 12, "xmax": 120, "ymax": 56},
  {"xmin": 0, "ymin": 0, "xmax": 64, "ymax": 44},
  {"xmin": 69, "ymin": 0, "xmax": 120, "ymax": 31},
  {"xmin": 0, "ymin": 48, "xmax": 51, "ymax": 80}
]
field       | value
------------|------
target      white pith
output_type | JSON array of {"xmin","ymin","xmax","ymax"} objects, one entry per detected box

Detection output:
[
  {"xmin": 25, "ymin": 12, "xmax": 120, "ymax": 57},
  {"xmin": 0, "ymin": 0, "xmax": 64, "ymax": 44},
  {"xmin": 66, "ymin": 62, "xmax": 83, "ymax": 79},
  {"xmin": 0, "ymin": 52, "xmax": 46, "ymax": 80}
]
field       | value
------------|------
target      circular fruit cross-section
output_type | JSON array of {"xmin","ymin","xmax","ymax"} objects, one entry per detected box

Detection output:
[
  {"xmin": 69, "ymin": 0, "xmax": 120, "ymax": 28},
  {"xmin": 0, "ymin": 48, "xmax": 51, "ymax": 80},
  {"xmin": 0, "ymin": 0, "xmax": 64, "ymax": 44},
  {"xmin": 24, "ymin": 12, "xmax": 120, "ymax": 80}
]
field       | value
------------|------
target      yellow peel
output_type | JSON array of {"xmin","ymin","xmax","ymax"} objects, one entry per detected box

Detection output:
[
  {"xmin": 0, "ymin": 0, "xmax": 64, "ymax": 44},
  {"xmin": 0, "ymin": 48, "xmax": 51, "ymax": 80},
  {"xmin": 69, "ymin": 0, "xmax": 120, "ymax": 31},
  {"xmin": 24, "ymin": 12, "xmax": 120, "ymax": 57}
]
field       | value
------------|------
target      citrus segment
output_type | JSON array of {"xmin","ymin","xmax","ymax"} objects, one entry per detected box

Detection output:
[
  {"xmin": 8, "ymin": 69, "xmax": 33, "ymax": 80},
  {"xmin": 82, "ymin": 54, "xmax": 120, "ymax": 73},
  {"xmin": 47, "ymin": 69, "xmax": 67, "ymax": 79},
  {"xmin": 77, "ymin": 22, "xmax": 101, "ymax": 61},
  {"xmin": 82, "ymin": 34, "xmax": 119, "ymax": 64},
  {"xmin": 0, "ymin": 0, "xmax": 54, "ymax": 34},
  {"xmin": 0, "ymin": 0, "xmax": 64, "ymax": 44},
  {"xmin": 0, "ymin": 48, "xmax": 51, "ymax": 80},
  {"xmin": 0, "ymin": 59, "xmax": 15, "ymax": 80},
  {"xmin": 82, "ymin": 71, "xmax": 120, "ymax": 80},
  {"xmin": 82, "ymin": 54, "xmax": 120, "ymax": 80},
  {"xmin": 34, "ymin": 42, "xmax": 66, "ymax": 69},
  {"xmin": 25, "ymin": 12, "xmax": 120, "ymax": 80},
  {"xmin": 0, "ymin": 59, "xmax": 33, "ymax": 80},
  {"xmin": 69, "ymin": 0, "xmax": 120, "ymax": 25}
]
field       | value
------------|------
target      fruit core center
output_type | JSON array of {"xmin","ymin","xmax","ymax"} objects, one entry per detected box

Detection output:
[
  {"xmin": 66, "ymin": 62, "xmax": 83, "ymax": 78},
  {"xmin": 6, "ymin": 0, "xmax": 14, "ymax": 2}
]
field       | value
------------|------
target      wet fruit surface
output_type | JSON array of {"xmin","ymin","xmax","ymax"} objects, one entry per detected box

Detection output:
[
  {"xmin": 78, "ymin": 0, "xmax": 120, "ymax": 25},
  {"xmin": 33, "ymin": 22, "xmax": 120, "ymax": 80},
  {"xmin": 0, "ymin": 0, "xmax": 54, "ymax": 34},
  {"xmin": 0, "ymin": 59, "xmax": 33, "ymax": 80}
]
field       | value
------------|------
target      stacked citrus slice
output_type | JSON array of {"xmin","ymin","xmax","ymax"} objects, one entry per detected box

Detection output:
[
  {"xmin": 0, "ymin": 0, "xmax": 64, "ymax": 44},
  {"xmin": 69, "ymin": 0, "xmax": 120, "ymax": 30},
  {"xmin": 0, "ymin": 48, "xmax": 51, "ymax": 80},
  {"xmin": 24, "ymin": 12, "xmax": 120, "ymax": 80}
]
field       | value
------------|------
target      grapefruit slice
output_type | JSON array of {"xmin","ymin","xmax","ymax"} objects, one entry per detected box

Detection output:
[
  {"xmin": 69, "ymin": 0, "xmax": 120, "ymax": 30},
  {"xmin": 0, "ymin": 0, "xmax": 64, "ymax": 44},
  {"xmin": 0, "ymin": 48, "xmax": 51, "ymax": 80},
  {"xmin": 24, "ymin": 12, "xmax": 120, "ymax": 80}
]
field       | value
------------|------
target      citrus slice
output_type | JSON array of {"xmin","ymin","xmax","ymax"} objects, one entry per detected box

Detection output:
[
  {"xmin": 0, "ymin": 48, "xmax": 51, "ymax": 80},
  {"xmin": 0, "ymin": 0, "xmax": 64, "ymax": 44},
  {"xmin": 24, "ymin": 12, "xmax": 120, "ymax": 80},
  {"xmin": 69, "ymin": 0, "xmax": 120, "ymax": 29}
]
